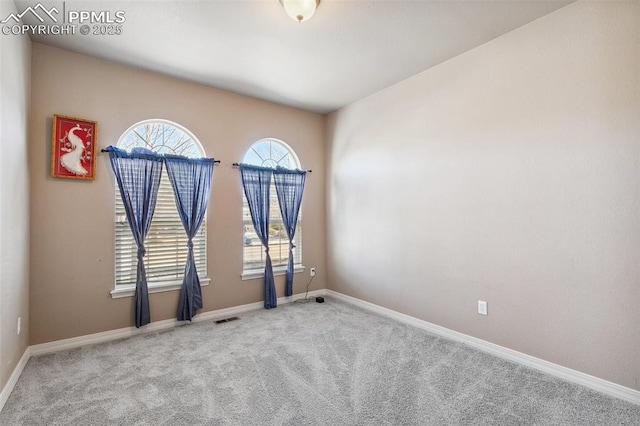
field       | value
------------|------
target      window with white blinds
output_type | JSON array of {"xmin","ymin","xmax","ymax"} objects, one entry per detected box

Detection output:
[
  {"xmin": 242, "ymin": 196, "xmax": 302, "ymax": 271},
  {"xmin": 114, "ymin": 120, "xmax": 207, "ymax": 287},
  {"xmin": 242, "ymin": 139, "xmax": 302, "ymax": 273}
]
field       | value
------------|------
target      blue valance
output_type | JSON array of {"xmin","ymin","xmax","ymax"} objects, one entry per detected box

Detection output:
[{"xmin": 104, "ymin": 146, "xmax": 216, "ymax": 164}]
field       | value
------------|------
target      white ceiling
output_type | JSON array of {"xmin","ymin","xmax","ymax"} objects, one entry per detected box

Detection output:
[{"xmin": 16, "ymin": 0, "xmax": 572, "ymax": 114}]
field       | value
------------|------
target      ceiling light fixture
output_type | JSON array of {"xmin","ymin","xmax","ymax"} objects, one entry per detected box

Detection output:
[{"xmin": 281, "ymin": 0, "xmax": 319, "ymax": 23}]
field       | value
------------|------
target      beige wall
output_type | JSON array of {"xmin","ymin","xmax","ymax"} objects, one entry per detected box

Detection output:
[
  {"xmin": 29, "ymin": 43, "xmax": 326, "ymax": 344},
  {"xmin": 326, "ymin": 1, "xmax": 640, "ymax": 390},
  {"xmin": 0, "ymin": 1, "xmax": 31, "ymax": 391}
]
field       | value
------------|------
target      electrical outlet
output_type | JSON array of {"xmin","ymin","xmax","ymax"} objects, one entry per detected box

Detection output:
[
  {"xmin": 310, "ymin": 268, "xmax": 316, "ymax": 277},
  {"xmin": 478, "ymin": 300, "xmax": 488, "ymax": 316},
  {"xmin": 17, "ymin": 317, "xmax": 21, "ymax": 335}
]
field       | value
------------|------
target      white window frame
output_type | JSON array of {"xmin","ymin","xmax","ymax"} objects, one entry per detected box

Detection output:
[
  {"xmin": 110, "ymin": 119, "xmax": 210, "ymax": 298},
  {"xmin": 241, "ymin": 138, "xmax": 304, "ymax": 279}
]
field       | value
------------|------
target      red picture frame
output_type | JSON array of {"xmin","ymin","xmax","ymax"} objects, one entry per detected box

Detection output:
[{"xmin": 51, "ymin": 115, "xmax": 97, "ymax": 180}]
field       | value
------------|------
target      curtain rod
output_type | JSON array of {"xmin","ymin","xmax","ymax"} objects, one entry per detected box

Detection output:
[
  {"xmin": 100, "ymin": 149, "xmax": 220, "ymax": 163},
  {"xmin": 232, "ymin": 163, "xmax": 312, "ymax": 173}
]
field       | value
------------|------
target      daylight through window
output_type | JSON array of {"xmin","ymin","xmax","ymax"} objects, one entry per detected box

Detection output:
[
  {"xmin": 115, "ymin": 120, "xmax": 207, "ymax": 287},
  {"xmin": 242, "ymin": 139, "xmax": 302, "ymax": 273}
]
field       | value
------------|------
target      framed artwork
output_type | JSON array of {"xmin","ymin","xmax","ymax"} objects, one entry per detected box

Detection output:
[{"xmin": 51, "ymin": 114, "xmax": 97, "ymax": 180}]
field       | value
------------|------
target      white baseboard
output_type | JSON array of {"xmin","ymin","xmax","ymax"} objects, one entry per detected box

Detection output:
[
  {"xmin": 30, "ymin": 289, "xmax": 326, "ymax": 356},
  {"xmin": 5, "ymin": 288, "xmax": 637, "ymax": 413},
  {"xmin": 1, "ymin": 289, "xmax": 325, "ymax": 413},
  {"xmin": 325, "ymin": 289, "xmax": 640, "ymax": 406},
  {"xmin": 0, "ymin": 347, "xmax": 30, "ymax": 413}
]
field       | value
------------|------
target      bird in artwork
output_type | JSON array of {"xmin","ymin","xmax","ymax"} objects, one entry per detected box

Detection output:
[{"xmin": 60, "ymin": 124, "xmax": 89, "ymax": 176}]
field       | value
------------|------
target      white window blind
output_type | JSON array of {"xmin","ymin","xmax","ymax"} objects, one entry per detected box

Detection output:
[
  {"xmin": 114, "ymin": 119, "xmax": 207, "ymax": 287},
  {"xmin": 115, "ymin": 173, "xmax": 207, "ymax": 286},
  {"xmin": 242, "ymin": 191, "xmax": 302, "ymax": 271}
]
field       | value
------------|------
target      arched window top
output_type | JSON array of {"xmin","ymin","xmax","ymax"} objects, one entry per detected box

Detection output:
[
  {"xmin": 117, "ymin": 119, "xmax": 205, "ymax": 157},
  {"xmin": 242, "ymin": 138, "xmax": 300, "ymax": 169}
]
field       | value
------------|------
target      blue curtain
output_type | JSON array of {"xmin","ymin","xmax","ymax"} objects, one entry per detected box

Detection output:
[
  {"xmin": 164, "ymin": 155, "xmax": 215, "ymax": 322},
  {"xmin": 240, "ymin": 164, "xmax": 276, "ymax": 309},
  {"xmin": 273, "ymin": 167, "xmax": 306, "ymax": 297},
  {"xmin": 106, "ymin": 146, "xmax": 163, "ymax": 328}
]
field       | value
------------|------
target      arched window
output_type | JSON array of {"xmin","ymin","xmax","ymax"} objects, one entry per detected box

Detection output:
[
  {"xmin": 242, "ymin": 138, "xmax": 302, "ymax": 275},
  {"xmin": 113, "ymin": 119, "xmax": 207, "ymax": 291}
]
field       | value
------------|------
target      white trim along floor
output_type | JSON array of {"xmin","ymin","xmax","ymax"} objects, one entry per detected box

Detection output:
[{"xmin": 1, "ymin": 289, "xmax": 638, "ymax": 413}]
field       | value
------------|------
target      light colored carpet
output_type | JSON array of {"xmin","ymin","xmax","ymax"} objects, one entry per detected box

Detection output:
[{"xmin": 1, "ymin": 297, "xmax": 639, "ymax": 425}]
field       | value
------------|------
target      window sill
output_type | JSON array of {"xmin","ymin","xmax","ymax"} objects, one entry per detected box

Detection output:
[
  {"xmin": 110, "ymin": 278, "xmax": 211, "ymax": 299},
  {"xmin": 241, "ymin": 265, "xmax": 305, "ymax": 281}
]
